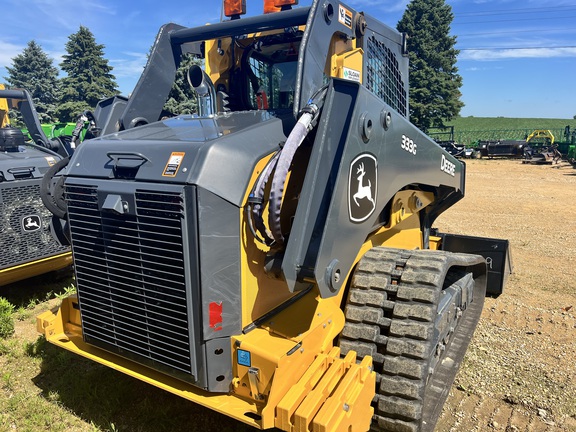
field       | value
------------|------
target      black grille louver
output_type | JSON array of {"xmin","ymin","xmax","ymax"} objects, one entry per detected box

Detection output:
[
  {"xmin": 0, "ymin": 183, "xmax": 69, "ymax": 270},
  {"xmin": 66, "ymin": 184, "xmax": 196, "ymax": 378},
  {"xmin": 366, "ymin": 36, "xmax": 407, "ymax": 117}
]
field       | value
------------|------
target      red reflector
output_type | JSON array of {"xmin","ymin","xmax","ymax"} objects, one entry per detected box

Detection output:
[
  {"xmin": 209, "ymin": 302, "xmax": 223, "ymax": 331},
  {"xmin": 224, "ymin": 0, "xmax": 246, "ymax": 17}
]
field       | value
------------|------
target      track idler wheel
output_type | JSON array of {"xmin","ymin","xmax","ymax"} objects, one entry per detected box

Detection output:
[{"xmin": 339, "ymin": 247, "xmax": 486, "ymax": 432}]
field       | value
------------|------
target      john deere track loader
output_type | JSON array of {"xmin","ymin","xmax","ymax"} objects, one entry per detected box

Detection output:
[
  {"xmin": 0, "ymin": 85, "xmax": 72, "ymax": 286},
  {"xmin": 37, "ymin": 1, "xmax": 512, "ymax": 430}
]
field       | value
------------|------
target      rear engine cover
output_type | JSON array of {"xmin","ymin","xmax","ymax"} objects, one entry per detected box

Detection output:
[
  {"xmin": 63, "ymin": 112, "xmax": 289, "ymax": 390},
  {"xmin": 0, "ymin": 145, "xmax": 69, "ymax": 275}
]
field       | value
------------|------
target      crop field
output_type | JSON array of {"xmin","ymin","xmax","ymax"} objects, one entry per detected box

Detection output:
[
  {"xmin": 446, "ymin": 117, "xmax": 575, "ymax": 132},
  {"xmin": 1, "ymin": 159, "xmax": 575, "ymax": 432},
  {"xmin": 433, "ymin": 117, "xmax": 576, "ymax": 146}
]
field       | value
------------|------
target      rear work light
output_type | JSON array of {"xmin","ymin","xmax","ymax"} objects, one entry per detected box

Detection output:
[
  {"xmin": 264, "ymin": 0, "xmax": 298, "ymax": 14},
  {"xmin": 224, "ymin": 0, "xmax": 246, "ymax": 18}
]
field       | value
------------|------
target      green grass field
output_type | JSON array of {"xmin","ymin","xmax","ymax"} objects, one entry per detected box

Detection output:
[
  {"xmin": 431, "ymin": 117, "xmax": 576, "ymax": 146},
  {"xmin": 1, "ymin": 272, "xmax": 256, "ymax": 432}
]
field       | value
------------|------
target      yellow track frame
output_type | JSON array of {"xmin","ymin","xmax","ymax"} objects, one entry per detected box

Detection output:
[{"xmin": 38, "ymin": 288, "xmax": 374, "ymax": 431}]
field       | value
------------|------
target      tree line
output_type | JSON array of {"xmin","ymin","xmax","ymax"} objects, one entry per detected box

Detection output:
[
  {"xmin": 5, "ymin": 26, "xmax": 118, "ymax": 124},
  {"xmin": 3, "ymin": 0, "xmax": 463, "ymax": 132}
]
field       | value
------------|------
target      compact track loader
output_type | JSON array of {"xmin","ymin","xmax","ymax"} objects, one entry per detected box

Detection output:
[
  {"xmin": 37, "ymin": 1, "xmax": 512, "ymax": 431},
  {"xmin": 0, "ymin": 85, "xmax": 72, "ymax": 286}
]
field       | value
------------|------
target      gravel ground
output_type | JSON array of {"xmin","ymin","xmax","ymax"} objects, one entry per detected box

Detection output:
[
  {"xmin": 2, "ymin": 158, "xmax": 574, "ymax": 432},
  {"xmin": 434, "ymin": 159, "xmax": 576, "ymax": 432}
]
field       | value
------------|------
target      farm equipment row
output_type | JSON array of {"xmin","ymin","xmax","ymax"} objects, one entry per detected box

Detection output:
[{"xmin": 458, "ymin": 127, "xmax": 575, "ymax": 166}]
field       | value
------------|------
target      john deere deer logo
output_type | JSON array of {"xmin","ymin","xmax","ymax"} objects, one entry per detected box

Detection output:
[
  {"xmin": 21, "ymin": 215, "xmax": 42, "ymax": 232},
  {"xmin": 348, "ymin": 154, "xmax": 377, "ymax": 223}
]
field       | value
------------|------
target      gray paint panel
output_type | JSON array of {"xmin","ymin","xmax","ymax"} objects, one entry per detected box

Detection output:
[
  {"xmin": 0, "ymin": 147, "xmax": 57, "ymax": 179},
  {"xmin": 283, "ymin": 80, "xmax": 465, "ymax": 298},
  {"xmin": 197, "ymin": 187, "xmax": 241, "ymax": 340},
  {"xmin": 204, "ymin": 337, "xmax": 233, "ymax": 392},
  {"xmin": 66, "ymin": 111, "xmax": 290, "ymax": 207}
]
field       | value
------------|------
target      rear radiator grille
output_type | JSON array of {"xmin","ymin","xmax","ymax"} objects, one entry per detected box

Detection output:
[
  {"xmin": 366, "ymin": 35, "xmax": 407, "ymax": 118},
  {"xmin": 0, "ymin": 183, "xmax": 69, "ymax": 270},
  {"xmin": 66, "ymin": 184, "xmax": 193, "ymax": 375}
]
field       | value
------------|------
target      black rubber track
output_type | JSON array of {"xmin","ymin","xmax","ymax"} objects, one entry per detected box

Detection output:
[{"xmin": 339, "ymin": 247, "xmax": 486, "ymax": 432}]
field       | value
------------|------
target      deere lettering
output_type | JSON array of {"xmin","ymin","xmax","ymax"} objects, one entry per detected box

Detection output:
[{"xmin": 441, "ymin": 154, "xmax": 456, "ymax": 176}]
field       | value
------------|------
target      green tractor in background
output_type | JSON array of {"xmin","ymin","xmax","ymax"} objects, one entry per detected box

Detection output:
[
  {"xmin": 40, "ymin": 121, "xmax": 90, "ymax": 142},
  {"xmin": 21, "ymin": 117, "xmax": 93, "ymax": 150},
  {"xmin": 563, "ymin": 126, "xmax": 576, "ymax": 167},
  {"xmin": 0, "ymin": 83, "xmax": 95, "ymax": 286}
]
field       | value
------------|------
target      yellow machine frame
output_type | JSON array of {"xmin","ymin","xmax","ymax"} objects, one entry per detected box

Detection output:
[
  {"xmin": 1, "ymin": 253, "xmax": 72, "ymax": 286},
  {"xmin": 37, "ymin": 180, "xmax": 433, "ymax": 431},
  {"xmin": 526, "ymin": 129, "xmax": 555, "ymax": 144}
]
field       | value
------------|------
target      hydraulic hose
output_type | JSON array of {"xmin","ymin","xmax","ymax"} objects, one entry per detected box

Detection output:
[
  {"xmin": 267, "ymin": 86, "xmax": 328, "ymax": 245},
  {"xmin": 247, "ymin": 86, "xmax": 328, "ymax": 247},
  {"xmin": 70, "ymin": 110, "xmax": 95, "ymax": 148},
  {"xmin": 40, "ymin": 157, "xmax": 69, "ymax": 219},
  {"xmin": 248, "ymin": 150, "xmax": 282, "ymax": 245},
  {"xmin": 267, "ymin": 112, "xmax": 314, "ymax": 245}
]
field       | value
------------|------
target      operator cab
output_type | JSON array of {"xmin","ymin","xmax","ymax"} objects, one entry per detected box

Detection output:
[
  {"xmin": 197, "ymin": 28, "xmax": 303, "ymax": 114},
  {"xmin": 244, "ymin": 33, "xmax": 300, "ymax": 110},
  {"xmin": 211, "ymin": 0, "xmax": 302, "ymax": 112}
]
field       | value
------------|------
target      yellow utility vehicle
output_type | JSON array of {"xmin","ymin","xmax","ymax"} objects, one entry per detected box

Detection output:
[{"xmin": 37, "ymin": 1, "xmax": 511, "ymax": 430}]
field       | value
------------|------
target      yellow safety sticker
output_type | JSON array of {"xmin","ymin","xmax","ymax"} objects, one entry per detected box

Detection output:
[
  {"xmin": 162, "ymin": 151, "xmax": 185, "ymax": 177},
  {"xmin": 45, "ymin": 156, "xmax": 57, "ymax": 166}
]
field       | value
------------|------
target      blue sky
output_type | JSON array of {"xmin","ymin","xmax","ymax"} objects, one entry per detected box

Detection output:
[{"xmin": 1, "ymin": 0, "xmax": 575, "ymax": 119}]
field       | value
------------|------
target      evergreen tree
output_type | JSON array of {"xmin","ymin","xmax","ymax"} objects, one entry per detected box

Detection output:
[
  {"xmin": 162, "ymin": 53, "xmax": 202, "ymax": 116},
  {"xmin": 57, "ymin": 26, "xmax": 118, "ymax": 121},
  {"xmin": 4, "ymin": 40, "xmax": 60, "ymax": 124},
  {"xmin": 397, "ymin": 0, "xmax": 463, "ymax": 132}
]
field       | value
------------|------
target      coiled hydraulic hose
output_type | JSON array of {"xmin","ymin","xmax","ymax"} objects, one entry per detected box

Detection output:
[{"xmin": 247, "ymin": 85, "xmax": 328, "ymax": 247}]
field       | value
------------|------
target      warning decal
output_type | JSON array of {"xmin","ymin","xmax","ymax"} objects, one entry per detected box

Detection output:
[
  {"xmin": 45, "ymin": 156, "xmax": 57, "ymax": 166},
  {"xmin": 162, "ymin": 152, "xmax": 185, "ymax": 177},
  {"xmin": 338, "ymin": 5, "xmax": 353, "ymax": 29}
]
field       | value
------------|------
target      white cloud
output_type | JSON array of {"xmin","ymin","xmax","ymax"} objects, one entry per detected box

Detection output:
[
  {"xmin": 460, "ymin": 47, "xmax": 576, "ymax": 60},
  {"xmin": 110, "ymin": 52, "xmax": 148, "ymax": 78},
  {"xmin": 4, "ymin": 0, "xmax": 117, "ymax": 34},
  {"xmin": 465, "ymin": 65, "xmax": 504, "ymax": 71},
  {"xmin": 340, "ymin": 0, "xmax": 409, "ymax": 13},
  {"xmin": 0, "ymin": 40, "xmax": 24, "ymax": 72},
  {"xmin": 107, "ymin": 51, "xmax": 150, "ymax": 94}
]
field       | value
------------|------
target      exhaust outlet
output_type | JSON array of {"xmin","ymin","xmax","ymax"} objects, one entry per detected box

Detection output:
[{"xmin": 188, "ymin": 65, "xmax": 217, "ymax": 117}]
